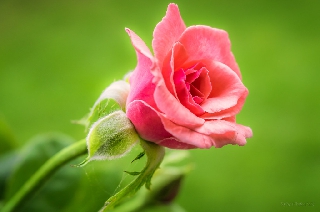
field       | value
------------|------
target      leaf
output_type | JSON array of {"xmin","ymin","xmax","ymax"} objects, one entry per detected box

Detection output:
[
  {"xmin": 2, "ymin": 133, "xmax": 127, "ymax": 212},
  {"xmin": 61, "ymin": 161, "xmax": 123, "ymax": 212},
  {"xmin": 3, "ymin": 133, "xmax": 82, "ymax": 212},
  {"xmin": 0, "ymin": 117, "xmax": 20, "ymax": 202},
  {"xmin": 0, "ymin": 151, "xmax": 18, "ymax": 202}
]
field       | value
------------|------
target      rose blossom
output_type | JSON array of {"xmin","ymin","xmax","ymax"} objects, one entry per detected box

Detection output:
[{"xmin": 125, "ymin": 3, "xmax": 252, "ymax": 149}]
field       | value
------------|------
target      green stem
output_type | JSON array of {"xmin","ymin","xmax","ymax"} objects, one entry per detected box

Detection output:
[
  {"xmin": 100, "ymin": 139, "xmax": 165, "ymax": 211},
  {"xmin": 2, "ymin": 139, "xmax": 87, "ymax": 212}
]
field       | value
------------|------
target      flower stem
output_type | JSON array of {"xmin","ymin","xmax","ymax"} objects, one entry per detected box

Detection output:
[
  {"xmin": 2, "ymin": 139, "xmax": 87, "ymax": 212},
  {"xmin": 100, "ymin": 139, "xmax": 165, "ymax": 211}
]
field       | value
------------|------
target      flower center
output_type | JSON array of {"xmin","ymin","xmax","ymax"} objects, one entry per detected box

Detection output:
[{"xmin": 173, "ymin": 63, "xmax": 211, "ymax": 116}]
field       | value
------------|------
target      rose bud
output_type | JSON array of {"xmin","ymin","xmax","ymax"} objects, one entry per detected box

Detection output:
[{"xmin": 77, "ymin": 110, "xmax": 139, "ymax": 167}]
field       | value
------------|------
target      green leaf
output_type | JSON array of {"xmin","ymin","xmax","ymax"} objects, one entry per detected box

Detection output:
[
  {"xmin": 1, "ymin": 134, "xmax": 127, "ymax": 212},
  {"xmin": 0, "ymin": 151, "xmax": 18, "ymax": 203},
  {"xmin": 3, "ymin": 133, "xmax": 82, "ymax": 212},
  {"xmin": 0, "ymin": 117, "xmax": 20, "ymax": 202},
  {"xmin": 61, "ymin": 160, "xmax": 123, "ymax": 212}
]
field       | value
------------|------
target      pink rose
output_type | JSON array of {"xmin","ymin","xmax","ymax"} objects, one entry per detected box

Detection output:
[{"xmin": 125, "ymin": 3, "xmax": 252, "ymax": 149}]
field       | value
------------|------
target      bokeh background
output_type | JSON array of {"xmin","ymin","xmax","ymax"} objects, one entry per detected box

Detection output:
[{"xmin": 1, "ymin": 0, "xmax": 319, "ymax": 211}]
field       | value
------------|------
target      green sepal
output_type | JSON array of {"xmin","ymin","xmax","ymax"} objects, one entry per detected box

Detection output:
[
  {"xmin": 109, "ymin": 150, "xmax": 192, "ymax": 212},
  {"xmin": 100, "ymin": 140, "xmax": 165, "ymax": 211},
  {"xmin": 75, "ymin": 80, "xmax": 130, "ymax": 131},
  {"xmin": 124, "ymin": 171, "xmax": 141, "ymax": 176},
  {"xmin": 131, "ymin": 151, "xmax": 145, "ymax": 163}
]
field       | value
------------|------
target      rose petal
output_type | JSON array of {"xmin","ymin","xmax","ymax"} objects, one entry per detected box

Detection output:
[
  {"xmin": 173, "ymin": 68, "xmax": 187, "ymax": 97},
  {"xmin": 193, "ymin": 96, "xmax": 203, "ymax": 104},
  {"xmin": 200, "ymin": 61, "xmax": 248, "ymax": 117},
  {"xmin": 200, "ymin": 93, "xmax": 247, "ymax": 120},
  {"xmin": 159, "ymin": 115, "xmax": 216, "ymax": 149},
  {"xmin": 159, "ymin": 116, "xmax": 252, "ymax": 148},
  {"xmin": 152, "ymin": 3, "xmax": 186, "ymax": 67},
  {"xmin": 158, "ymin": 137, "xmax": 197, "ymax": 149},
  {"xmin": 126, "ymin": 100, "xmax": 171, "ymax": 142},
  {"xmin": 161, "ymin": 42, "xmax": 188, "ymax": 98},
  {"xmin": 192, "ymin": 67, "xmax": 212, "ymax": 100},
  {"xmin": 152, "ymin": 66, "xmax": 205, "ymax": 127},
  {"xmin": 190, "ymin": 85, "xmax": 204, "ymax": 101},
  {"xmin": 179, "ymin": 26, "xmax": 241, "ymax": 78},
  {"xmin": 236, "ymin": 124, "xmax": 253, "ymax": 138},
  {"xmin": 126, "ymin": 100, "xmax": 197, "ymax": 149},
  {"xmin": 194, "ymin": 120, "xmax": 253, "ymax": 147},
  {"xmin": 126, "ymin": 28, "xmax": 157, "ymax": 109},
  {"xmin": 126, "ymin": 28, "xmax": 153, "ymax": 59},
  {"xmin": 186, "ymin": 68, "xmax": 200, "ymax": 83},
  {"xmin": 173, "ymin": 69, "xmax": 204, "ymax": 115}
]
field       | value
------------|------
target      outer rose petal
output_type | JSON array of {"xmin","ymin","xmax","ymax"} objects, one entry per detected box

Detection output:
[
  {"xmin": 200, "ymin": 60, "xmax": 248, "ymax": 118},
  {"xmin": 159, "ymin": 115, "xmax": 216, "ymax": 149},
  {"xmin": 194, "ymin": 120, "xmax": 253, "ymax": 148},
  {"xmin": 160, "ymin": 117, "xmax": 252, "ymax": 149},
  {"xmin": 158, "ymin": 137, "xmax": 196, "ymax": 149},
  {"xmin": 152, "ymin": 3, "xmax": 186, "ymax": 67},
  {"xmin": 235, "ymin": 124, "xmax": 253, "ymax": 138},
  {"xmin": 126, "ymin": 28, "xmax": 153, "ymax": 59},
  {"xmin": 179, "ymin": 26, "xmax": 241, "ymax": 78},
  {"xmin": 126, "ymin": 100, "xmax": 196, "ymax": 149},
  {"xmin": 127, "ymin": 100, "xmax": 171, "ymax": 142},
  {"xmin": 126, "ymin": 28, "xmax": 157, "ymax": 109}
]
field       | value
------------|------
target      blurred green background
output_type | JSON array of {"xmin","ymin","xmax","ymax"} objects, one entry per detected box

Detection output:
[{"xmin": 1, "ymin": 0, "xmax": 319, "ymax": 211}]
